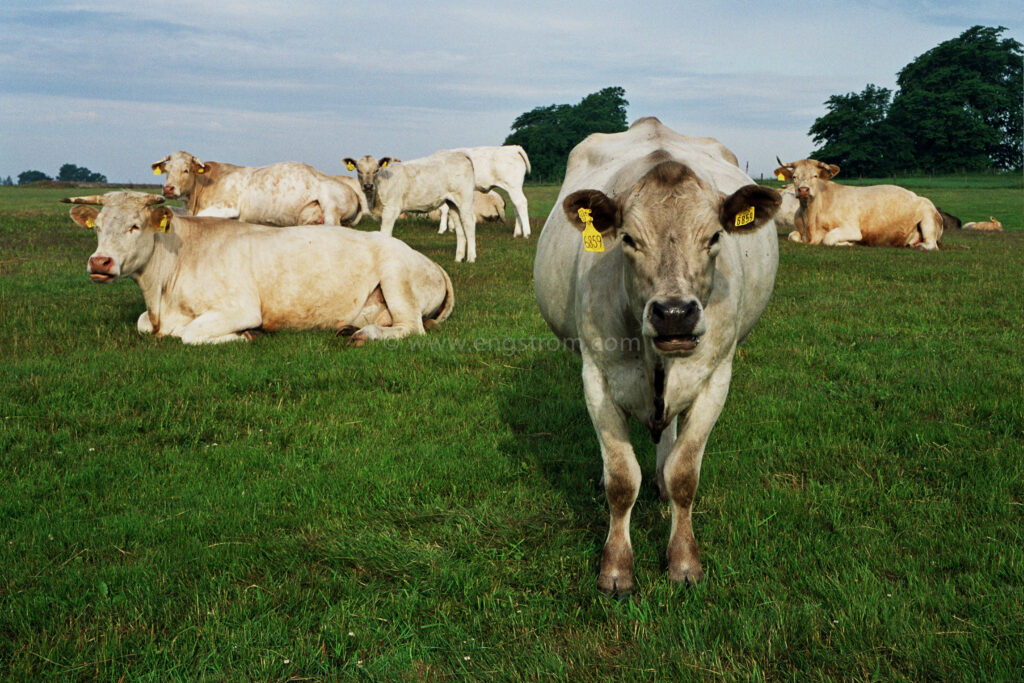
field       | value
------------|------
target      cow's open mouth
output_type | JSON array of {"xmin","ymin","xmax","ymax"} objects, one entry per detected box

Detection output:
[
  {"xmin": 89, "ymin": 272, "xmax": 114, "ymax": 283},
  {"xmin": 654, "ymin": 335, "xmax": 700, "ymax": 352}
]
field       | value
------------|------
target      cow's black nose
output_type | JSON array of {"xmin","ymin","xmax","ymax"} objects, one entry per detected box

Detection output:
[{"xmin": 649, "ymin": 298, "xmax": 700, "ymax": 336}]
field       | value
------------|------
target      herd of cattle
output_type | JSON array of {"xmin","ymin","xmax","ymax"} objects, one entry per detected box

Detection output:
[{"xmin": 61, "ymin": 117, "xmax": 1004, "ymax": 595}]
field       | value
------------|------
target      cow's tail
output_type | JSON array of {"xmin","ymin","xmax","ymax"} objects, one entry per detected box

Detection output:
[
  {"xmin": 424, "ymin": 265, "xmax": 455, "ymax": 329},
  {"xmin": 516, "ymin": 145, "xmax": 532, "ymax": 175}
]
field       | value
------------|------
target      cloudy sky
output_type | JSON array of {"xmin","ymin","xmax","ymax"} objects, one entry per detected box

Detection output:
[{"xmin": 1, "ymin": 1, "xmax": 1020, "ymax": 184}]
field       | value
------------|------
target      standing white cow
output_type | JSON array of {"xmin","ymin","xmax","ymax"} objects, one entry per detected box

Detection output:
[
  {"xmin": 438, "ymin": 146, "xmax": 532, "ymax": 237},
  {"xmin": 152, "ymin": 151, "xmax": 364, "ymax": 226},
  {"xmin": 63, "ymin": 192, "xmax": 454, "ymax": 344},
  {"xmin": 352, "ymin": 153, "xmax": 479, "ymax": 263},
  {"xmin": 534, "ymin": 117, "xmax": 781, "ymax": 596}
]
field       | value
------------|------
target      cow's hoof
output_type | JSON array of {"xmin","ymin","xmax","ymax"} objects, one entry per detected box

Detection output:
[
  {"xmin": 241, "ymin": 328, "xmax": 265, "ymax": 341},
  {"xmin": 348, "ymin": 333, "xmax": 367, "ymax": 347},
  {"xmin": 336, "ymin": 325, "xmax": 359, "ymax": 337},
  {"xmin": 668, "ymin": 565, "xmax": 705, "ymax": 586},
  {"xmin": 597, "ymin": 574, "xmax": 634, "ymax": 600},
  {"xmin": 423, "ymin": 319, "xmax": 440, "ymax": 332}
]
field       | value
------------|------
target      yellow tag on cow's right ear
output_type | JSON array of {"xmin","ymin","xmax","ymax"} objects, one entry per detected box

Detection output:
[
  {"xmin": 346, "ymin": 161, "xmax": 356, "ymax": 171},
  {"xmin": 776, "ymin": 173, "xmax": 786, "ymax": 181},
  {"xmin": 735, "ymin": 206, "xmax": 755, "ymax": 227},
  {"xmin": 579, "ymin": 208, "xmax": 604, "ymax": 253},
  {"xmin": 86, "ymin": 218, "xmax": 95, "ymax": 229},
  {"xmin": 196, "ymin": 166, "xmax": 205, "ymax": 174},
  {"xmin": 153, "ymin": 167, "xmax": 161, "ymax": 176},
  {"xmin": 159, "ymin": 215, "xmax": 170, "ymax": 232}
]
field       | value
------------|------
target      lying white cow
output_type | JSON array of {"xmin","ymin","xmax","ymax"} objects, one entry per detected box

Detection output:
[
  {"xmin": 152, "ymin": 151, "xmax": 364, "ymax": 226},
  {"xmin": 441, "ymin": 145, "xmax": 532, "ymax": 237},
  {"xmin": 354, "ymin": 153, "xmax": 478, "ymax": 263},
  {"xmin": 534, "ymin": 117, "xmax": 781, "ymax": 596},
  {"xmin": 63, "ymin": 191, "xmax": 454, "ymax": 344},
  {"xmin": 434, "ymin": 190, "xmax": 506, "ymax": 233}
]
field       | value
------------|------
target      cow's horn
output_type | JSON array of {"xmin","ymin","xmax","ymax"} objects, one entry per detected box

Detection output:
[
  {"xmin": 60, "ymin": 195, "xmax": 108, "ymax": 205},
  {"xmin": 776, "ymin": 155, "xmax": 793, "ymax": 168}
]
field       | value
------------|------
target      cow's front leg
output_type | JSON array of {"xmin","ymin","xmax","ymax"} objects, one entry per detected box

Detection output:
[
  {"xmin": 822, "ymin": 225, "xmax": 862, "ymax": 246},
  {"xmin": 582, "ymin": 358, "xmax": 639, "ymax": 598},
  {"xmin": 378, "ymin": 206, "xmax": 401, "ymax": 237},
  {"xmin": 660, "ymin": 361, "xmax": 733, "ymax": 585},
  {"xmin": 178, "ymin": 309, "xmax": 262, "ymax": 345}
]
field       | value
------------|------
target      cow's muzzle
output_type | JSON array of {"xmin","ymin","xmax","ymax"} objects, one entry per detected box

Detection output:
[
  {"xmin": 797, "ymin": 186, "xmax": 811, "ymax": 200},
  {"xmin": 88, "ymin": 255, "xmax": 116, "ymax": 282},
  {"xmin": 648, "ymin": 298, "xmax": 703, "ymax": 353},
  {"xmin": 162, "ymin": 185, "xmax": 179, "ymax": 198}
]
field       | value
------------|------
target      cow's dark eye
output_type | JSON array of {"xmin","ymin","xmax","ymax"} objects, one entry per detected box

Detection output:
[
  {"xmin": 620, "ymin": 233, "xmax": 637, "ymax": 249},
  {"xmin": 708, "ymin": 231, "xmax": 723, "ymax": 249}
]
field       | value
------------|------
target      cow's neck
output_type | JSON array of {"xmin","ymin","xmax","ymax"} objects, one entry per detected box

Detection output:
[
  {"xmin": 187, "ymin": 162, "xmax": 220, "ymax": 214},
  {"xmin": 133, "ymin": 229, "xmax": 184, "ymax": 329}
]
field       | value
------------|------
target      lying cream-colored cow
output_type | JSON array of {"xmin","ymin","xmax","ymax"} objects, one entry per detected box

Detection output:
[
  {"xmin": 434, "ymin": 190, "xmax": 506, "ymax": 232},
  {"xmin": 350, "ymin": 153, "xmax": 478, "ymax": 263},
  {"xmin": 963, "ymin": 216, "xmax": 1002, "ymax": 232},
  {"xmin": 63, "ymin": 192, "xmax": 454, "ymax": 344},
  {"xmin": 440, "ymin": 145, "xmax": 532, "ymax": 237},
  {"xmin": 775, "ymin": 157, "xmax": 943, "ymax": 249},
  {"xmin": 534, "ymin": 117, "xmax": 781, "ymax": 596},
  {"xmin": 152, "ymin": 151, "xmax": 363, "ymax": 226}
]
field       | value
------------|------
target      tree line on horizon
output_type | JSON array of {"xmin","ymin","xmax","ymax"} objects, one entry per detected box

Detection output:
[
  {"xmin": 7, "ymin": 164, "xmax": 107, "ymax": 186},
  {"xmin": 505, "ymin": 27, "xmax": 1021, "ymax": 182}
]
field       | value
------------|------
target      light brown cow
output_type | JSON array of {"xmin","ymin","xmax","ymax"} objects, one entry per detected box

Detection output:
[
  {"xmin": 963, "ymin": 216, "xmax": 1003, "ymax": 232},
  {"xmin": 535, "ymin": 117, "xmax": 781, "ymax": 596},
  {"xmin": 62, "ymin": 191, "xmax": 454, "ymax": 345},
  {"xmin": 152, "ymin": 151, "xmax": 363, "ymax": 226},
  {"xmin": 774, "ymin": 158, "xmax": 943, "ymax": 249}
]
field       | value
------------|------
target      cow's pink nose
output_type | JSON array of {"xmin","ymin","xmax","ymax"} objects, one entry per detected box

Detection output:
[
  {"xmin": 88, "ymin": 255, "xmax": 114, "ymax": 273},
  {"xmin": 797, "ymin": 186, "xmax": 810, "ymax": 199},
  {"xmin": 162, "ymin": 185, "xmax": 176, "ymax": 196}
]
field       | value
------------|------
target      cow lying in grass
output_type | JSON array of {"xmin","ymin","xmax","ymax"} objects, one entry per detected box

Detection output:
[{"xmin": 63, "ymin": 191, "xmax": 454, "ymax": 345}]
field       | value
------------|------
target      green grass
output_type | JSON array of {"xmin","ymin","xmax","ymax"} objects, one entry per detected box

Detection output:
[{"xmin": 1, "ymin": 179, "xmax": 1022, "ymax": 680}]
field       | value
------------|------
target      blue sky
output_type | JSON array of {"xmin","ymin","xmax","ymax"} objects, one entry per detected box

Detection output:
[{"xmin": 1, "ymin": 1, "xmax": 1019, "ymax": 183}]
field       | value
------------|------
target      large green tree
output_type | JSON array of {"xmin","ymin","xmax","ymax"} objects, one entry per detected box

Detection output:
[
  {"xmin": 809, "ymin": 84, "xmax": 904, "ymax": 176},
  {"xmin": 17, "ymin": 170, "xmax": 51, "ymax": 185},
  {"xmin": 808, "ymin": 26, "xmax": 1022, "ymax": 173},
  {"xmin": 57, "ymin": 163, "xmax": 107, "ymax": 183},
  {"xmin": 504, "ymin": 87, "xmax": 629, "ymax": 182}
]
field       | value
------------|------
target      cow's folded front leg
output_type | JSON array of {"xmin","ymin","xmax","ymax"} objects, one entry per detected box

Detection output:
[{"xmin": 178, "ymin": 309, "xmax": 262, "ymax": 345}]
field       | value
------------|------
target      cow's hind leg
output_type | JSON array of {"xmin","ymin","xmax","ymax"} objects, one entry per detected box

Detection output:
[
  {"xmin": 298, "ymin": 200, "xmax": 325, "ymax": 225},
  {"xmin": 504, "ymin": 184, "xmax": 531, "ymax": 238},
  {"xmin": 178, "ymin": 309, "xmax": 263, "ymax": 345},
  {"xmin": 822, "ymin": 225, "xmax": 862, "ymax": 246},
  {"xmin": 350, "ymin": 270, "xmax": 429, "ymax": 343}
]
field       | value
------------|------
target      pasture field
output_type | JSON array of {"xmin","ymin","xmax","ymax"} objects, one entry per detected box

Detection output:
[{"xmin": 1, "ymin": 180, "xmax": 1022, "ymax": 681}]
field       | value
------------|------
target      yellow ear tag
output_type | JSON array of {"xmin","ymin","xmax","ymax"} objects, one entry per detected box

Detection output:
[
  {"xmin": 153, "ymin": 167, "xmax": 161, "ymax": 176},
  {"xmin": 86, "ymin": 218, "xmax": 95, "ymax": 229},
  {"xmin": 346, "ymin": 162, "xmax": 356, "ymax": 171},
  {"xmin": 776, "ymin": 173, "xmax": 786, "ymax": 181},
  {"xmin": 735, "ymin": 206, "xmax": 755, "ymax": 227},
  {"xmin": 380, "ymin": 160, "xmax": 388, "ymax": 168},
  {"xmin": 196, "ymin": 166, "xmax": 205, "ymax": 174},
  {"xmin": 159, "ymin": 215, "xmax": 170, "ymax": 232},
  {"xmin": 579, "ymin": 208, "xmax": 604, "ymax": 253}
]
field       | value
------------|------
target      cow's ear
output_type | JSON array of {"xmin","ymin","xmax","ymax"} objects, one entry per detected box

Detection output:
[
  {"xmin": 378, "ymin": 157, "xmax": 393, "ymax": 169},
  {"xmin": 191, "ymin": 158, "xmax": 208, "ymax": 175},
  {"xmin": 343, "ymin": 157, "xmax": 357, "ymax": 172},
  {"xmin": 820, "ymin": 163, "xmax": 840, "ymax": 179},
  {"xmin": 720, "ymin": 185, "xmax": 781, "ymax": 232},
  {"xmin": 563, "ymin": 189, "xmax": 621, "ymax": 236},
  {"xmin": 69, "ymin": 205, "xmax": 99, "ymax": 230},
  {"xmin": 149, "ymin": 206, "xmax": 174, "ymax": 233},
  {"xmin": 773, "ymin": 166, "xmax": 793, "ymax": 182},
  {"xmin": 151, "ymin": 161, "xmax": 165, "ymax": 176}
]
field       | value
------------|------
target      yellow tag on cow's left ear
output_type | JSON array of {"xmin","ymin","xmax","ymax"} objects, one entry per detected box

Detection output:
[
  {"xmin": 153, "ymin": 167, "xmax": 161, "ymax": 176},
  {"xmin": 776, "ymin": 173, "xmax": 786, "ymax": 181},
  {"xmin": 346, "ymin": 161, "xmax": 356, "ymax": 171},
  {"xmin": 86, "ymin": 218, "xmax": 95, "ymax": 229},
  {"xmin": 735, "ymin": 206, "xmax": 755, "ymax": 227},
  {"xmin": 578, "ymin": 208, "xmax": 604, "ymax": 253},
  {"xmin": 196, "ymin": 166, "xmax": 205, "ymax": 174},
  {"xmin": 159, "ymin": 215, "xmax": 170, "ymax": 232}
]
